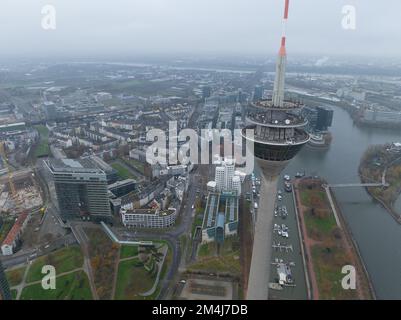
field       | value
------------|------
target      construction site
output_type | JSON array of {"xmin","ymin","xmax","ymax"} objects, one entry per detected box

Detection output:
[
  {"xmin": 0, "ymin": 142, "xmax": 44, "ymax": 256},
  {"xmin": 0, "ymin": 170, "xmax": 43, "ymax": 215}
]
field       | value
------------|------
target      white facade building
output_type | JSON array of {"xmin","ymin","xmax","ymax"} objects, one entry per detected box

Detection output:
[
  {"xmin": 120, "ymin": 207, "xmax": 177, "ymax": 228},
  {"xmin": 213, "ymin": 158, "xmax": 242, "ymax": 195}
]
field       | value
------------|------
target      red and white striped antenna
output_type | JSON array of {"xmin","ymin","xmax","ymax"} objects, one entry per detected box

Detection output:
[{"xmin": 279, "ymin": 0, "xmax": 290, "ymax": 57}]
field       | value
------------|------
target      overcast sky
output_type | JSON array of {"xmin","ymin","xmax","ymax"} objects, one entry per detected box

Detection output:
[{"xmin": 0, "ymin": 0, "xmax": 400, "ymax": 59}]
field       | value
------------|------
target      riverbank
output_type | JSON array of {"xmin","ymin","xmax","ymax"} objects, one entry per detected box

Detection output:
[
  {"xmin": 293, "ymin": 177, "xmax": 374, "ymax": 300},
  {"xmin": 359, "ymin": 144, "xmax": 401, "ymax": 224}
]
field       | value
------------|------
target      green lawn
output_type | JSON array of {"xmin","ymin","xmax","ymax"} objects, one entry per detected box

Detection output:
[
  {"xmin": 198, "ymin": 243, "xmax": 212, "ymax": 257},
  {"xmin": 304, "ymin": 209, "xmax": 337, "ymax": 237},
  {"xmin": 33, "ymin": 125, "xmax": 50, "ymax": 158},
  {"xmin": 114, "ymin": 258, "xmax": 155, "ymax": 300},
  {"xmin": 26, "ymin": 246, "xmax": 84, "ymax": 283},
  {"xmin": 11, "ymin": 289, "xmax": 18, "ymax": 300},
  {"xmin": 111, "ymin": 162, "xmax": 136, "ymax": 180},
  {"xmin": 120, "ymin": 245, "xmax": 139, "ymax": 259},
  {"xmin": 300, "ymin": 189, "xmax": 327, "ymax": 207},
  {"xmin": 311, "ymin": 245, "xmax": 357, "ymax": 300},
  {"xmin": 20, "ymin": 271, "xmax": 92, "ymax": 300},
  {"xmin": 191, "ymin": 213, "xmax": 204, "ymax": 238},
  {"xmin": 189, "ymin": 236, "xmax": 241, "ymax": 275},
  {"xmin": 122, "ymin": 158, "xmax": 145, "ymax": 174},
  {"xmin": 6, "ymin": 266, "xmax": 26, "ymax": 287}
]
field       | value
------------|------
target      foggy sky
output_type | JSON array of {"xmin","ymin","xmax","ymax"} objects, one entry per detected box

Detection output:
[{"xmin": 1, "ymin": 0, "xmax": 400, "ymax": 59}]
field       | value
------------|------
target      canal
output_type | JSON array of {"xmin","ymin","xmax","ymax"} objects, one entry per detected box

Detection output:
[{"xmin": 283, "ymin": 104, "xmax": 401, "ymax": 299}]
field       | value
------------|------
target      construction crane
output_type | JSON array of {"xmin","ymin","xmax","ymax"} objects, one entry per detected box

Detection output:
[{"xmin": 0, "ymin": 141, "xmax": 22, "ymax": 212}]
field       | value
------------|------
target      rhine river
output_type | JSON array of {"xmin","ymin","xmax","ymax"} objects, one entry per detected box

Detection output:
[{"xmin": 284, "ymin": 104, "xmax": 401, "ymax": 299}]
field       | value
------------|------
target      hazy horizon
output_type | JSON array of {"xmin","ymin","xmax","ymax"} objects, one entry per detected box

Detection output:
[{"xmin": 0, "ymin": 0, "xmax": 400, "ymax": 60}]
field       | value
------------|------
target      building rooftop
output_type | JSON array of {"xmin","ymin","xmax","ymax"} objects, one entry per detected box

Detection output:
[
  {"xmin": 47, "ymin": 158, "xmax": 105, "ymax": 174},
  {"xmin": 2, "ymin": 213, "xmax": 29, "ymax": 246},
  {"xmin": 108, "ymin": 179, "xmax": 137, "ymax": 190}
]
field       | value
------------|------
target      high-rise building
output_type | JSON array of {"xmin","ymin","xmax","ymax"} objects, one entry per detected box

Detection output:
[
  {"xmin": 214, "ymin": 158, "xmax": 241, "ymax": 195},
  {"xmin": 43, "ymin": 101, "xmax": 58, "ymax": 120},
  {"xmin": 302, "ymin": 106, "xmax": 333, "ymax": 133},
  {"xmin": 243, "ymin": 0, "xmax": 309, "ymax": 300},
  {"xmin": 202, "ymin": 86, "xmax": 211, "ymax": 99},
  {"xmin": 253, "ymin": 86, "xmax": 264, "ymax": 102},
  {"xmin": 316, "ymin": 106, "xmax": 333, "ymax": 131},
  {"xmin": 0, "ymin": 260, "xmax": 11, "ymax": 300},
  {"xmin": 46, "ymin": 158, "xmax": 112, "ymax": 222}
]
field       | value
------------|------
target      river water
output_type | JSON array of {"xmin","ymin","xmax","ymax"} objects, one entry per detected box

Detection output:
[{"xmin": 284, "ymin": 105, "xmax": 401, "ymax": 299}]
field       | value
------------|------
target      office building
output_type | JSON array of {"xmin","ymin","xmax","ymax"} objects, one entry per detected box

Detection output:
[
  {"xmin": 316, "ymin": 106, "xmax": 333, "ymax": 131},
  {"xmin": 201, "ymin": 192, "xmax": 239, "ymax": 243},
  {"xmin": 253, "ymin": 85, "xmax": 264, "ymax": 102},
  {"xmin": 214, "ymin": 158, "xmax": 241, "ymax": 195},
  {"xmin": 120, "ymin": 207, "xmax": 177, "ymax": 228},
  {"xmin": 46, "ymin": 158, "xmax": 112, "ymax": 222}
]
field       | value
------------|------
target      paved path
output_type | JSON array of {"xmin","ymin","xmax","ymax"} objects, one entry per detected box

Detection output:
[
  {"xmin": 324, "ymin": 186, "xmax": 342, "ymax": 229},
  {"xmin": 141, "ymin": 245, "xmax": 168, "ymax": 297},
  {"xmin": 15, "ymin": 263, "xmax": 31, "ymax": 300},
  {"xmin": 110, "ymin": 246, "xmax": 121, "ymax": 300}
]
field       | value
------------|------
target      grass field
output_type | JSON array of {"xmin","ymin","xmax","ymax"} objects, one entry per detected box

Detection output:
[
  {"xmin": 114, "ymin": 258, "xmax": 155, "ymax": 300},
  {"xmin": 26, "ymin": 246, "xmax": 84, "ymax": 283},
  {"xmin": 198, "ymin": 243, "xmax": 213, "ymax": 257},
  {"xmin": 188, "ymin": 236, "xmax": 241, "ymax": 275},
  {"xmin": 312, "ymin": 245, "xmax": 357, "ymax": 300},
  {"xmin": 111, "ymin": 162, "xmax": 136, "ymax": 180},
  {"xmin": 122, "ymin": 158, "xmax": 145, "ymax": 174},
  {"xmin": 191, "ymin": 213, "xmax": 204, "ymax": 238},
  {"xmin": 6, "ymin": 266, "xmax": 26, "ymax": 287},
  {"xmin": 33, "ymin": 125, "xmax": 50, "ymax": 158},
  {"xmin": 11, "ymin": 289, "xmax": 18, "ymax": 300},
  {"xmin": 120, "ymin": 245, "xmax": 139, "ymax": 259},
  {"xmin": 298, "ymin": 180, "xmax": 365, "ymax": 299},
  {"xmin": 20, "ymin": 271, "xmax": 92, "ymax": 300}
]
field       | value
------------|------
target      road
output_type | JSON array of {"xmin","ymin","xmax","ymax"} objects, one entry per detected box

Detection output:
[
  {"xmin": 111, "ymin": 166, "xmax": 202, "ymax": 299},
  {"xmin": 0, "ymin": 233, "xmax": 77, "ymax": 269}
]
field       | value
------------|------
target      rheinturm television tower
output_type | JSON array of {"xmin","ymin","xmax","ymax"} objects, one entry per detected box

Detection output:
[{"xmin": 244, "ymin": 0, "xmax": 309, "ymax": 299}]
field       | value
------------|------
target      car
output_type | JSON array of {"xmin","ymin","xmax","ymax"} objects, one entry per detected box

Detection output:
[
  {"xmin": 281, "ymin": 231, "xmax": 289, "ymax": 238},
  {"xmin": 284, "ymin": 174, "xmax": 291, "ymax": 181},
  {"xmin": 191, "ymin": 204, "xmax": 195, "ymax": 209},
  {"xmin": 278, "ymin": 195, "xmax": 283, "ymax": 201},
  {"xmin": 179, "ymin": 280, "xmax": 186, "ymax": 284}
]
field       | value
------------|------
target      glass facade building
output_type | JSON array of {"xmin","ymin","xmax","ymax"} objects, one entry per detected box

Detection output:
[{"xmin": 46, "ymin": 158, "xmax": 112, "ymax": 222}]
